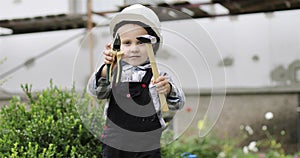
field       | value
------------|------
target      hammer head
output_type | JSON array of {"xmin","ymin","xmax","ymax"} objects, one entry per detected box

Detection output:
[
  {"xmin": 112, "ymin": 33, "xmax": 121, "ymax": 51},
  {"xmin": 136, "ymin": 35, "xmax": 157, "ymax": 44}
]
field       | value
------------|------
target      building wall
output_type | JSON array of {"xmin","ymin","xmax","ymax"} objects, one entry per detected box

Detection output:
[
  {"xmin": 1, "ymin": 10, "xmax": 300, "ymax": 93},
  {"xmin": 175, "ymin": 93, "xmax": 299, "ymax": 152}
]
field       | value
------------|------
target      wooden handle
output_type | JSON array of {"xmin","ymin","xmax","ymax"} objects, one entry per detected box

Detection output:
[
  {"xmin": 115, "ymin": 51, "xmax": 124, "ymax": 83},
  {"xmin": 106, "ymin": 51, "xmax": 119, "ymax": 83},
  {"xmin": 145, "ymin": 44, "xmax": 169, "ymax": 112}
]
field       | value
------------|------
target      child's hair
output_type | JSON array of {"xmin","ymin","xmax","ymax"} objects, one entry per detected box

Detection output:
[{"xmin": 109, "ymin": 4, "xmax": 162, "ymax": 54}]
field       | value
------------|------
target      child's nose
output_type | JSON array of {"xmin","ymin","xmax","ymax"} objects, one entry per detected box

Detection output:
[{"xmin": 130, "ymin": 44, "xmax": 139, "ymax": 53}]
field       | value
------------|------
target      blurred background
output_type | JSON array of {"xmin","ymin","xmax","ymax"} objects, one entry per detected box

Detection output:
[{"xmin": 1, "ymin": 0, "xmax": 300, "ymax": 154}]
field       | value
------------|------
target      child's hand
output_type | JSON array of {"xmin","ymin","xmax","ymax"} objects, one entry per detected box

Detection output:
[
  {"xmin": 100, "ymin": 43, "xmax": 116, "ymax": 78},
  {"xmin": 152, "ymin": 76, "xmax": 171, "ymax": 95},
  {"xmin": 103, "ymin": 43, "xmax": 115, "ymax": 65}
]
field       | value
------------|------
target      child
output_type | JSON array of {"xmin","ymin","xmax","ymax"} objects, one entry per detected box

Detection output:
[{"xmin": 87, "ymin": 4, "xmax": 185, "ymax": 158}]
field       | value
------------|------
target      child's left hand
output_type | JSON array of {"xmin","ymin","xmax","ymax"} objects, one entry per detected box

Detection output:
[{"xmin": 152, "ymin": 76, "xmax": 171, "ymax": 95}]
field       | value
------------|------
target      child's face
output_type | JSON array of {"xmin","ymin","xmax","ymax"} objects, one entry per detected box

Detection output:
[{"xmin": 118, "ymin": 24, "xmax": 149, "ymax": 66}]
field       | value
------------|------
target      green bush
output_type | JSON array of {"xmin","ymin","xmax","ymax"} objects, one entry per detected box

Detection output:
[
  {"xmin": 161, "ymin": 135, "xmax": 220, "ymax": 158},
  {"xmin": 1, "ymin": 81, "xmax": 299, "ymax": 158},
  {"xmin": 0, "ymin": 81, "xmax": 104, "ymax": 157}
]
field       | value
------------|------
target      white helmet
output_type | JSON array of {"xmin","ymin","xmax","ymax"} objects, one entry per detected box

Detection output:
[{"xmin": 110, "ymin": 4, "xmax": 162, "ymax": 52}]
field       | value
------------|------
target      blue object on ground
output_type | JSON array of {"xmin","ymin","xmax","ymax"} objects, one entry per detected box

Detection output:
[{"xmin": 180, "ymin": 152, "xmax": 197, "ymax": 158}]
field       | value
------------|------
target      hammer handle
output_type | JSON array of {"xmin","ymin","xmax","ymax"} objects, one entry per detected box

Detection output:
[{"xmin": 145, "ymin": 44, "xmax": 169, "ymax": 112}]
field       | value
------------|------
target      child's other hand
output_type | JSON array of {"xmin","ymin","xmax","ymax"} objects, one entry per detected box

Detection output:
[
  {"xmin": 152, "ymin": 76, "xmax": 171, "ymax": 95},
  {"xmin": 103, "ymin": 43, "xmax": 115, "ymax": 65}
]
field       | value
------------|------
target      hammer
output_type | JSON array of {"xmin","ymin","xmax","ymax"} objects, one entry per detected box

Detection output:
[
  {"xmin": 107, "ymin": 33, "xmax": 123, "ymax": 84},
  {"xmin": 136, "ymin": 35, "xmax": 169, "ymax": 112}
]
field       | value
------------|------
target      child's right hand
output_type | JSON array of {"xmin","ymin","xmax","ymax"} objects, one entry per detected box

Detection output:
[
  {"xmin": 100, "ymin": 43, "xmax": 116, "ymax": 78},
  {"xmin": 103, "ymin": 43, "xmax": 115, "ymax": 65}
]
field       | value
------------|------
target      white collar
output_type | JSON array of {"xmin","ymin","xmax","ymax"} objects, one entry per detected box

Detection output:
[{"xmin": 121, "ymin": 60, "xmax": 151, "ymax": 71}]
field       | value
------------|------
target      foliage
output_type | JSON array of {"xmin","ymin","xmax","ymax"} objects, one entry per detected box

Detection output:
[
  {"xmin": 161, "ymin": 116, "xmax": 300, "ymax": 158},
  {"xmin": 0, "ymin": 81, "xmax": 299, "ymax": 157},
  {"xmin": 161, "ymin": 132, "xmax": 300, "ymax": 158},
  {"xmin": 161, "ymin": 135, "xmax": 220, "ymax": 158},
  {"xmin": 0, "ymin": 81, "xmax": 104, "ymax": 157}
]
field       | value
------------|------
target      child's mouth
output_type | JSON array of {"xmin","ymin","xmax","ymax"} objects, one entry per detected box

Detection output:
[{"xmin": 129, "ymin": 56, "xmax": 140, "ymax": 58}]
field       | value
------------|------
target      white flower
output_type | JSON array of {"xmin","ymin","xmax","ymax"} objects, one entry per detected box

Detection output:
[
  {"xmin": 218, "ymin": 152, "xmax": 225, "ymax": 158},
  {"xmin": 245, "ymin": 125, "xmax": 254, "ymax": 135},
  {"xmin": 280, "ymin": 130, "xmax": 286, "ymax": 136},
  {"xmin": 262, "ymin": 125, "xmax": 268, "ymax": 131},
  {"xmin": 240, "ymin": 125, "xmax": 244, "ymax": 130},
  {"xmin": 248, "ymin": 141, "xmax": 258, "ymax": 152},
  {"xmin": 264, "ymin": 112, "xmax": 274, "ymax": 120},
  {"xmin": 243, "ymin": 146, "xmax": 249, "ymax": 154}
]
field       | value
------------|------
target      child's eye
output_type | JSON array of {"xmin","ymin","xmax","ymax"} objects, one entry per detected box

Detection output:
[
  {"xmin": 122, "ymin": 41, "xmax": 131, "ymax": 45},
  {"xmin": 137, "ymin": 41, "xmax": 144, "ymax": 45}
]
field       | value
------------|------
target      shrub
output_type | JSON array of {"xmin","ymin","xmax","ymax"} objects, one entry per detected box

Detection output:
[
  {"xmin": 0, "ymin": 81, "xmax": 104, "ymax": 157},
  {"xmin": 1, "ymin": 81, "xmax": 299, "ymax": 158},
  {"xmin": 161, "ymin": 135, "xmax": 220, "ymax": 158}
]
